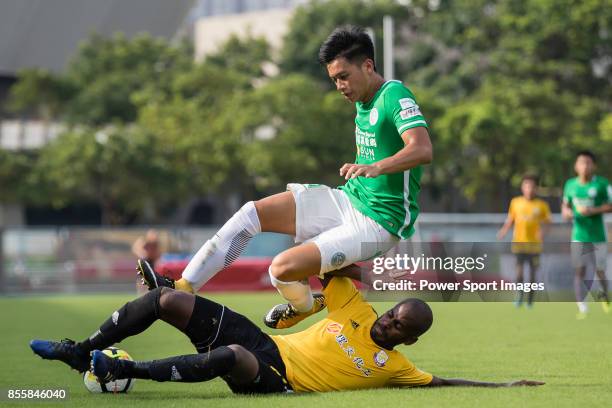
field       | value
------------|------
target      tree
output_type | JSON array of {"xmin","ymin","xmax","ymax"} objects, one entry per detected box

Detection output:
[
  {"xmin": 214, "ymin": 74, "xmax": 356, "ymax": 193},
  {"xmin": 28, "ymin": 126, "xmax": 179, "ymax": 224},
  {"xmin": 280, "ymin": 0, "xmax": 611, "ymax": 210},
  {"xmin": 7, "ymin": 69, "xmax": 74, "ymax": 120},
  {"xmin": 8, "ymin": 33, "xmax": 194, "ymax": 126},
  {"xmin": 206, "ymin": 34, "xmax": 271, "ymax": 79},
  {"xmin": 0, "ymin": 150, "xmax": 32, "ymax": 204}
]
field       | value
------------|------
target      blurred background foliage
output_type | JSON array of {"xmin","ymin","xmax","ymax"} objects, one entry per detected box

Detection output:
[{"xmin": 3, "ymin": 0, "xmax": 610, "ymax": 223}]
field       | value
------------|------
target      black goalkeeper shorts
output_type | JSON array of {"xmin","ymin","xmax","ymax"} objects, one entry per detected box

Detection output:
[{"xmin": 185, "ymin": 295, "xmax": 292, "ymax": 394}]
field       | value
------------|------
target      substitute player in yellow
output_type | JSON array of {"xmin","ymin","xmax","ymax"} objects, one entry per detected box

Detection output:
[
  {"xmin": 498, "ymin": 175, "xmax": 551, "ymax": 308},
  {"xmin": 30, "ymin": 271, "xmax": 543, "ymax": 393}
]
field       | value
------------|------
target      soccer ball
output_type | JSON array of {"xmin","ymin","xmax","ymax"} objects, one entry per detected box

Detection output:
[{"xmin": 83, "ymin": 347, "xmax": 135, "ymax": 393}]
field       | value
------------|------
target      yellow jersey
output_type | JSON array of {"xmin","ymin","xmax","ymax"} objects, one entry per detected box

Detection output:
[
  {"xmin": 507, "ymin": 196, "xmax": 551, "ymax": 253},
  {"xmin": 271, "ymin": 277, "xmax": 432, "ymax": 392}
]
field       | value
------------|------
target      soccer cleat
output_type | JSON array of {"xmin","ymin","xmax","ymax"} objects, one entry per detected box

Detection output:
[
  {"xmin": 136, "ymin": 259, "xmax": 175, "ymax": 290},
  {"xmin": 576, "ymin": 311, "xmax": 588, "ymax": 320},
  {"xmin": 264, "ymin": 293, "xmax": 326, "ymax": 329},
  {"xmin": 91, "ymin": 350, "xmax": 121, "ymax": 382},
  {"xmin": 30, "ymin": 338, "xmax": 90, "ymax": 373},
  {"xmin": 596, "ymin": 291, "xmax": 610, "ymax": 314}
]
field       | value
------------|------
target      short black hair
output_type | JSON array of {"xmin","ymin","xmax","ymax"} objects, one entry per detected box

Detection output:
[
  {"xmin": 318, "ymin": 25, "xmax": 376, "ymax": 69},
  {"xmin": 576, "ymin": 150, "xmax": 596, "ymax": 162},
  {"xmin": 522, "ymin": 174, "xmax": 539, "ymax": 184},
  {"xmin": 398, "ymin": 298, "xmax": 433, "ymax": 338}
]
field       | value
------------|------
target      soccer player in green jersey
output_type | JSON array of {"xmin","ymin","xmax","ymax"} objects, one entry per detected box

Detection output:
[
  {"xmin": 135, "ymin": 26, "xmax": 433, "ymax": 329},
  {"xmin": 561, "ymin": 151, "xmax": 612, "ymax": 318}
]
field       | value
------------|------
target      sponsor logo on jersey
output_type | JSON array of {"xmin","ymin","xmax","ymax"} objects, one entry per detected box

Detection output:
[
  {"xmin": 335, "ymin": 334, "xmax": 372, "ymax": 376},
  {"xmin": 373, "ymin": 350, "xmax": 389, "ymax": 367},
  {"xmin": 399, "ymin": 97, "xmax": 417, "ymax": 109},
  {"xmin": 326, "ymin": 322, "xmax": 343, "ymax": 333},
  {"xmin": 369, "ymin": 108, "xmax": 379, "ymax": 125}
]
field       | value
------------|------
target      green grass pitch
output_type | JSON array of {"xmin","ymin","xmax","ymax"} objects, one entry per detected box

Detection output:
[{"xmin": 1, "ymin": 292, "xmax": 610, "ymax": 408}]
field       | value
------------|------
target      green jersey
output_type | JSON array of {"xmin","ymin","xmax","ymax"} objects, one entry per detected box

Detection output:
[
  {"xmin": 339, "ymin": 80, "xmax": 428, "ymax": 239},
  {"xmin": 563, "ymin": 175, "xmax": 611, "ymax": 242}
]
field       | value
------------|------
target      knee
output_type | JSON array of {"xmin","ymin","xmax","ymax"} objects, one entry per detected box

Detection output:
[
  {"xmin": 269, "ymin": 254, "xmax": 295, "ymax": 281},
  {"xmin": 159, "ymin": 288, "xmax": 183, "ymax": 312},
  {"xmin": 226, "ymin": 344, "xmax": 246, "ymax": 363}
]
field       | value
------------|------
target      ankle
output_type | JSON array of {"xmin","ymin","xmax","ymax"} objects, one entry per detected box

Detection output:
[
  {"xmin": 76, "ymin": 340, "xmax": 93, "ymax": 356},
  {"xmin": 175, "ymin": 278, "xmax": 194, "ymax": 293}
]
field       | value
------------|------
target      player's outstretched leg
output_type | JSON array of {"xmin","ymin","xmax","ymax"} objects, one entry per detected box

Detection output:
[
  {"xmin": 31, "ymin": 287, "xmax": 179, "ymax": 371},
  {"xmin": 92, "ymin": 344, "xmax": 259, "ymax": 385},
  {"xmin": 178, "ymin": 201, "xmax": 263, "ymax": 292},
  {"xmin": 264, "ymin": 293, "xmax": 326, "ymax": 329},
  {"xmin": 29, "ymin": 339, "xmax": 90, "ymax": 373}
]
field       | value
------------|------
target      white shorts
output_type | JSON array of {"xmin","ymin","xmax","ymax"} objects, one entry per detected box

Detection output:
[
  {"xmin": 570, "ymin": 242, "xmax": 608, "ymax": 270},
  {"xmin": 287, "ymin": 183, "xmax": 399, "ymax": 276}
]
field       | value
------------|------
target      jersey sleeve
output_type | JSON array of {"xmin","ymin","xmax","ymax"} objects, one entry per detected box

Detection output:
[
  {"xmin": 604, "ymin": 179, "xmax": 612, "ymax": 203},
  {"xmin": 562, "ymin": 180, "xmax": 572, "ymax": 206},
  {"xmin": 541, "ymin": 201, "xmax": 552, "ymax": 223},
  {"xmin": 384, "ymin": 83, "xmax": 428, "ymax": 135},
  {"xmin": 322, "ymin": 277, "xmax": 363, "ymax": 312},
  {"xmin": 387, "ymin": 357, "xmax": 433, "ymax": 387},
  {"xmin": 508, "ymin": 198, "xmax": 516, "ymax": 220}
]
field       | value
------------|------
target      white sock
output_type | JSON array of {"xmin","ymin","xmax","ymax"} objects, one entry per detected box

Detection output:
[
  {"xmin": 577, "ymin": 302, "xmax": 588, "ymax": 313},
  {"xmin": 269, "ymin": 268, "xmax": 313, "ymax": 312},
  {"xmin": 182, "ymin": 201, "xmax": 261, "ymax": 290}
]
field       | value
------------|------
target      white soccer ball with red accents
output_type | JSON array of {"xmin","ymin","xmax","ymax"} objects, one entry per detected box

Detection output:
[{"xmin": 83, "ymin": 347, "xmax": 135, "ymax": 393}]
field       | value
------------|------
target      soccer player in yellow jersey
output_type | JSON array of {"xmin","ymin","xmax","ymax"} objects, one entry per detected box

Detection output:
[
  {"xmin": 31, "ymin": 270, "xmax": 543, "ymax": 393},
  {"xmin": 497, "ymin": 175, "xmax": 551, "ymax": 308}
]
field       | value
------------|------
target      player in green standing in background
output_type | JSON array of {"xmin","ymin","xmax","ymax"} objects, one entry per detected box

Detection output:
[{"xmin": 562, "ymin": 151, "xmax": 612, "ymax": 319}]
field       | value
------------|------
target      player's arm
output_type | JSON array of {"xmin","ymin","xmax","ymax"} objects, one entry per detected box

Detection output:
[
  {"xmin": 496, "ymin": 200, "xmax": 514, "ymax": 240},
  {"xmin": 319, "ymin": 263, "xmax": 366, "ymax": 288},
  {"xmin": 538, "ymin": 203, "xmax": 552, "ymax": 240},
  {"xmin": 496, "ymin": 215, "xmax": 513, "ymax": 240},
  {"xmin": 340, "ymin": 126, "xmax": 432, "ymax": 179},
  {"xmin": 561, "ymin": 182, "xmax": 574, "ymax": 220},
  {"xmin": 561, "ymin": 201, "xmax": 574, "ymax": 220},
  {"xmin": 426, "ymin": 376, "xmax": 544, "ymax": 388},
  {"xmin": 576, "ymin": 203, "xmax": 612, "ymax": 216},
  {"xmin": 576, "ymin": 181, "xmax": 612, "ymax": 216}
]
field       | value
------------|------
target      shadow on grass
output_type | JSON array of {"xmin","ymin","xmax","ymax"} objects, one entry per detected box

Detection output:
[{"xmin": 118, "ymin": 389, "xmax": 338, "ymax": 401}]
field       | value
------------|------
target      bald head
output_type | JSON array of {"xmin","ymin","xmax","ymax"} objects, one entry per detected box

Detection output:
[
  {"xmin": 370, "ymin": 298, "xmax": 433, "ymax": 349},
  {"xmin": 397, "ymin": 298, "xmax": 433, "ymax": 338}
]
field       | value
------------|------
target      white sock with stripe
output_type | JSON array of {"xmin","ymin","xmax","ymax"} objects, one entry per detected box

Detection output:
[{"xmin": 182, "ymin": 201, "xmax": 261, "ymax": 290}]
